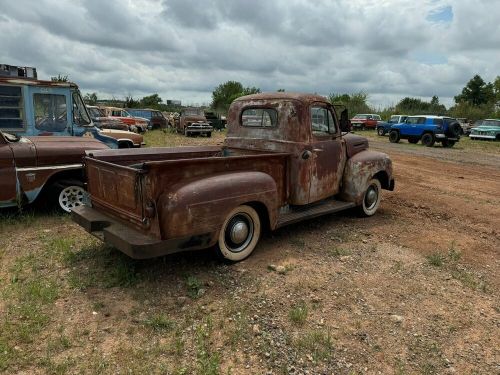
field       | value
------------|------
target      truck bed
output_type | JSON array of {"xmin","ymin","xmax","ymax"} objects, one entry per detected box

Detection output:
[{"xmin": 84, "ymin": 146, "xmax": 290, "ymax": 238}]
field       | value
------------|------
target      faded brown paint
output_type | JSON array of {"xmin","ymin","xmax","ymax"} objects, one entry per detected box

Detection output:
[
  {"xmin": 73, "ymin": 92, "xmax": 394, "ymax": 259},
  {"xmin": 0, "ymin": 131, "xmax": 108, "ymax": 208}
]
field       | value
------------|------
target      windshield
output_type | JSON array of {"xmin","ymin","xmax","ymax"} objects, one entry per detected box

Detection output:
[
  {"xmin": 88, "ymin": 107, "xmax": 100, "ymax": 118},
  {"xmin": 353, "ymin": 115, "xmax": 368, "ymax": 119},
  {"xmin": 481, "ymin": 120, "xmax": 500, "ymax": 127},
  {"xmin": 389, "ymin": 116, "xmax": 399, "ymax": 123},
  {"xmin": 72, "ymin": 92, "xmax": 92, "ymax": 126}
]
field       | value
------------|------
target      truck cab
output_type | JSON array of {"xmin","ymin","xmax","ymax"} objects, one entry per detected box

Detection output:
[{"xmin": 0, "ymin": 77, "xmax": 118, "ymax": 148}]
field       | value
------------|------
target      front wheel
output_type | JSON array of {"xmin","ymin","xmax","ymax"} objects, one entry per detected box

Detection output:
[
  {"xmin": 357, "ymin": 179, "xmax": 382, "ymax": 217},
  {"xmin": 377, "ymin": 127, "xmax": 385, "ymax": 136},
  {"xmin": 216, "ymin": 205, "xmax": 261, "ymax": 262},
  {"xmin": 389, "ymin": 130, "xmax": 400, "ymax": 143}
]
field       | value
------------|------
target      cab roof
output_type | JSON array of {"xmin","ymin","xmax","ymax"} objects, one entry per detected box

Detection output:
[
  {"xmin": 0, "ymin": 76, "xmax": 78, "ymax": 88},
  {"xmin": 235, "ymin": 92, "xmax": 328, "ymax": 104}
]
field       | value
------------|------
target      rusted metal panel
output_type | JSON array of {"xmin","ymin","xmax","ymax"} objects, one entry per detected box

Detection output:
[{"xmin": 340, "ymin": 150, "xmax": 393, "ymax": 204}]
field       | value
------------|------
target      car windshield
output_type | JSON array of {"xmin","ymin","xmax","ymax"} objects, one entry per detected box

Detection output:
[
  {"xmin": 353, "ymin": 115, "xmax": 368, "ymax": 119},
  {"xmin": 88, "ymin": 107, "xmax": 100, "ymax": 118},
  {"xmin": 389, "ymin": 116, "xmax": 399, "ymax": 123},
  {"xmin": 481, "ymin": 120, "xmax": 500, "ymax": 127}
]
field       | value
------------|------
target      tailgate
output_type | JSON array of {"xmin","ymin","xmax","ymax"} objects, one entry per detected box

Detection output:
[{"xmin": 85, "ymin": 157, "xmax": 145, "ymax": 225}]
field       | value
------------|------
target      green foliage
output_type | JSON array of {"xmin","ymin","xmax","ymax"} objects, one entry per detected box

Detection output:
[
  {"xmin": 328, "ymin": 91, "xmax": 373, "ymax": 117},
  {"xmin": 50, "ymin": 74, "xmax": 69, "ymax": 82},
  {"xmin": 289, "ymin": 300, "xmax": 308, "ymax": 326},
  {"xmin": 448, "ymin": 101, "xmax": 495, "ymax": 121},
  {"xmin": 454, "ymin": 74, "xmax": 495, "ymax": 106},
  {"xmin": 83, "ymin": 92, "xmax": 98, "ymax": 105},
  {"xmin": 394, "ymin": 96, "xmax": 446, "ymax": 115},
  {"xmin": 211, "ymin": 81, "xmax": 260, "ymax": 114}
]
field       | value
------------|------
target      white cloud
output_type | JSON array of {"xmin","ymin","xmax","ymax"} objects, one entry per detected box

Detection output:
[{"xmin": 0, "ymin": 0, "xmax": 498, "ymax": 108}]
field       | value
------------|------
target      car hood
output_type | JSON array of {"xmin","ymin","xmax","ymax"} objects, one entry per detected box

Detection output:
[{"xmin": 26, "ymin": 136, "xmax": 109, "ymax": 166}]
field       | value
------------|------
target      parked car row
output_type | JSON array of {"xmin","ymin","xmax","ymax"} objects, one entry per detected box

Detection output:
[{"xmin": 351, "ymin": 112, "xmax": 499, "ymax": 146}]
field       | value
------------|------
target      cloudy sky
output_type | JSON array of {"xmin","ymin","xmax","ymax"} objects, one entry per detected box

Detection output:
[{"xmin": 1, "ymin": 0, "xmax": 499, "ymax": 108}]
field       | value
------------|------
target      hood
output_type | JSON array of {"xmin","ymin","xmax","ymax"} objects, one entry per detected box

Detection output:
[
  {"xmin": 99, "ymin": 129, "xmax": 143, "ymax": 143},
  {"xmin": 343, "ymin": 133, "xmax": 369, "ymax": 157},
  {"xmin": 26, "ymin": 136, "xmax": 109, "ymax": 166}
]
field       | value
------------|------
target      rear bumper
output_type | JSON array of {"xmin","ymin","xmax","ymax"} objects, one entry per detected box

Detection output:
[{"xmin": 72, "ymin": 206, "xmax": 213, "ymax": 259}]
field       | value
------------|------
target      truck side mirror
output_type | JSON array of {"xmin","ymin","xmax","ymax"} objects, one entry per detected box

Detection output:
[{"xmin": 339, "ymin": 109, "xmax": 350, "ymax": 133}]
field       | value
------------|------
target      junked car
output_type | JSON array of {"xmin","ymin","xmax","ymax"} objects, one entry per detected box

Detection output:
[
  {"xmin": 174, "ymin": 108, "xmax": 213, "ymax": 137},
  {"xmin": 73, "ymin": 92, "xmax": 394, "ymax": 262},
  {"xmin": 350, "ymin": 114, "xmax": 382, "ymax": 130},
  {"xmin": 469, "ymin": 119, "xmax": 500, "ymax": 141},
  {"xmin": 0, "ymin": 131, "xmax": 108, "ymax": 212},
  {"xmin": 377, "ymin": 115, "xmax": 408, "ymax": 136},
  {"xmin": 100, "ymin": 107, "xmax": 149, "ymax": 133}
]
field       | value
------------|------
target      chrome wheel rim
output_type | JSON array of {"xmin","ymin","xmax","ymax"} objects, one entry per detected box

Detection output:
[
  {"xmin": 59, "ymin": 186, "xmax": 85, "ymax": 213},
  {"xmin": 364, "ymin": 185, "xmax": 379, "ymax": 210}
]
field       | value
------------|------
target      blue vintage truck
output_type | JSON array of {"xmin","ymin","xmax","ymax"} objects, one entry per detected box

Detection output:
[{"xmin": 0, "ymin": 76, "xmax": 137, "ymax": 148}]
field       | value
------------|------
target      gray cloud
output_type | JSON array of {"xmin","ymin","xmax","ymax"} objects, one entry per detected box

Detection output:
[{"xmin": 0, "ymin": 0, "xmax": 498, "ymax": 108}]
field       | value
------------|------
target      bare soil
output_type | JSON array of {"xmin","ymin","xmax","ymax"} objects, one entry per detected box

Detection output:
[{"xmin": 0, "ymin": 131, "xmax": 498, "ymax": 374}]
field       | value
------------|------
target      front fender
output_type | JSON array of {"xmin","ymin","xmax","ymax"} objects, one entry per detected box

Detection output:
[
  {"xmin": 157, "ymin": 171, "xmax": 278, "ymax": 242},
  {"xmin": 340, "ymin": 150, "xmax": 393, "ymax": 205}
]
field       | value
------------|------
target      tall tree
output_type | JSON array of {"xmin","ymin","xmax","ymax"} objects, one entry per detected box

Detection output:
[
  {"xmin": 328, "ymin": 92, "xmax": 373, "ymax": 117},
  {"xmin": 83, "ymin": 92, "xmax": 98, "ymax": 105},
  {"xmin": 454, "ymin": 75, "xmax": 495, "ymax": 106},
  {"xmin": 211, "ymin": 81, "xmax": 260, "ymax": 113},
  {"xmin": 140, "ymin": 94, "xmax": 163, "ymax": 108}
]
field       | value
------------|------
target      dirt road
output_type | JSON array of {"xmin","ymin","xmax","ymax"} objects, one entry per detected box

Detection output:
[{"xmin": 1, "ymin": 133, "xmax": 498, "ymax": 374}]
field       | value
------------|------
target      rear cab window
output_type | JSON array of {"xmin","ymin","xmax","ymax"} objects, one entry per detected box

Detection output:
[{"xmin": 241, "ymin": 108, "xmax": 277, "ymax": 128}]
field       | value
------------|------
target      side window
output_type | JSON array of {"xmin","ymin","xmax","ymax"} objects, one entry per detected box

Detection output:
[
  {"xmin": 418, "ymin": 117, "xmax": 426, "ymax": 124},
  {"xmin": 433, "ymin": 118, "xmax": 443, "ymax": 126},
  {"xmin": 311, "ymin": 107, "xmax": 330, "ymax": 135},
  {"xmin": 0, "ymin": 85, "xmax": 24, "ymax": 131},
  {"xmin": 72, "ymin": 92, "xmax": 91, "ymax": 126},
  {"xmin": 241, "ymin": 108, "xmax": 277, "ymax": 127},
  {"xmin": 33, "ymin": 94, "xmax": 67, "ymax": 132}
]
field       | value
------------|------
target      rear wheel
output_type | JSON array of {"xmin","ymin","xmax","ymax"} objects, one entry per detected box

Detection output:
[
  {"xmin": 357, "ymin": 179, "xmax": 382, "ymax": 217},
  {"xmin": 389, "ymin": 130, "xmax": 400, "ymax": 143},
  {"xmin": 52, "ymin": 182, "xmax": 85, "ymax": 213},
  {"xmin": 442, "ymin": 140, "xmax": 455, "ymax": 148},
  {"xmin": 216, "ymin": 205, "xmax": 261, "ymax": 262},
  {"xmin": 377, "ymin": 127, "xmax": 385, "ymax": 136},
  {"xmin": 421, "ymin": 133, "xmax": 435, "ymax": 147}
]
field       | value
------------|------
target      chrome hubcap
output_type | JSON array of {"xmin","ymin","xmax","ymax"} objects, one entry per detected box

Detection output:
[
  {"xmin": 224, "ymin": 213, "xmax": 254, "ymax": 253},
  {"xmin": 365, "ymin": 186, "xmax": 378, "ymax": 209},
  {"xmin": 230, "ymin": 221, "xmax": 249, "ymax": 244}
]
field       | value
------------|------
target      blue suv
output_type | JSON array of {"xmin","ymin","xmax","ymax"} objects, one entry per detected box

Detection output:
[{"xmin": 389, "ymin": 116, "xmax": 461, "ymax": 147}]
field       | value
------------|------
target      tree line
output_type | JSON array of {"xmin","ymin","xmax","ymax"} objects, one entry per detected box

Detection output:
[{"xmin": 80, "ymin": 74, "xmax": 499, "ymax": 121}]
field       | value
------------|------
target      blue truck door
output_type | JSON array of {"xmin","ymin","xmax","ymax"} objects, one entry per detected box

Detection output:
[{"xmin": 26, "ymin": 86, "xmax": 72, "ymax": 136}]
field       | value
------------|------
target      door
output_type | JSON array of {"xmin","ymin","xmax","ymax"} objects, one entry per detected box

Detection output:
[
  {"xmin": 0, "ymin": 135, "xmax": 18, "ymax": 207},
  {"xmin": 308, "ymin": 105, "xmax": 346, "ymax": 203},
  {"xmin": 26, "ymin": 86, "xmax": 72, "ymax": 136}
]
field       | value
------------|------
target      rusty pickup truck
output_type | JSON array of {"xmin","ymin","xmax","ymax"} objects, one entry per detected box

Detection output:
[
  {"xmin": 72, "ymin": 93, "xmax": 394, "ymax": 262},
  {"xmin": 0, "ymin": 131, "xmax": 108, "ymax": 212}
]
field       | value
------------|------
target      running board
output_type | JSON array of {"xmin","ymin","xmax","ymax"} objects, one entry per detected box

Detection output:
[{"xmin": 276, "ymin": 200, "xmax": 356, "ymax": 228}]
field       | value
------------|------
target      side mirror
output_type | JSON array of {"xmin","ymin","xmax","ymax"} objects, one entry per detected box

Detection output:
[{"xmin": 340, "ymin": 109, "xmax": 351, "ymax": 133}]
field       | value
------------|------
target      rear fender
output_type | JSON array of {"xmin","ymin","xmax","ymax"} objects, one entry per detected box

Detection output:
[
  {"xmin": 340, "ymin": 150, "xmax": 394, "ymax": 205},
  {"xmin": 157, "ymin": 171, "xmax": 278, "ymax": 242}
]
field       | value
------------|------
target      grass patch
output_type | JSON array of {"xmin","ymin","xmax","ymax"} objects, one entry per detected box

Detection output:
[
  {"xmin": 328, "ymin": 246, "xmax": 351, "ymax": 257},
  {"xmin": 195, "ymin": 317, "xmax": 220, "ymax": 375},
  {"xmin": 186, "ymin": 275, "xmax": 203, "ymax": 299},
  {"xmin": 426, "ymin": 252, "xmax": 444, "ymax": 267},
  {"xmin": 295, "ymin": 329, "xmax": 334, "ymax": 362},
  {"xmin": 66, "ymin": 244, "xmax": 139, "ymax": 290},
  {"xmin": 289, "ymin": 300, "xmax": 308, "ymax": 326},
  {"xmin": 142, "ymin": 314, "xmax": 175, "ymax": 332}
]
